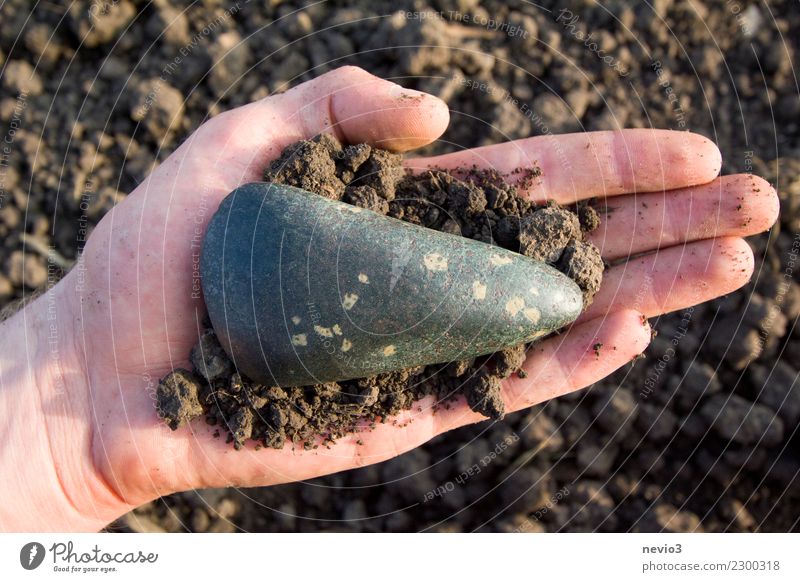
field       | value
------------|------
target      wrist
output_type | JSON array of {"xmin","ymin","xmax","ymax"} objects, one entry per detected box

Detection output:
[{"xmin": 0, "ymin": 270, "xmax": 134, "ymax": 531}]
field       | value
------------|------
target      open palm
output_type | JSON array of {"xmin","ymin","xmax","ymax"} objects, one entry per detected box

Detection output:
[{"xmin": 50, "ymin": 67, "xmax": 777, "ymax": 528}]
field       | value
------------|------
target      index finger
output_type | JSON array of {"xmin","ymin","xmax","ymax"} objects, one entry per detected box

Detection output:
[{"xmin": 406, "ymin": 129, "xmax": 722, "ymax": 204}]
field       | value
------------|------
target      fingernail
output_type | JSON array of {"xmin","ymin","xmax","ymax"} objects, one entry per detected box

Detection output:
[{"xmin": 388, "ymin": 83, "xmax": 426, "ymax": 100}]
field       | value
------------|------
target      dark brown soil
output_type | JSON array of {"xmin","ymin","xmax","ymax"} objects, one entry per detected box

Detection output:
[
  {"xmin": 157, "ymin": 134, "xmax": 603, "ymax": 449},
  {"xmin": 153, "ymin": 369, "xmax": 201, "ymax": 430},
  {"xmin": 3, "ymin": 0, "xmax": 798, "ymax": 533}
]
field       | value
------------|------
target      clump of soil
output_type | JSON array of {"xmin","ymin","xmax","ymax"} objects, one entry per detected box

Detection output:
[
  {"xmin": 157, "ymin": 134, "xmax": 603, "ymax": 449},
  {"xmin": 156, "ymin": 369, "xmax": 204, "ymax": 431}
]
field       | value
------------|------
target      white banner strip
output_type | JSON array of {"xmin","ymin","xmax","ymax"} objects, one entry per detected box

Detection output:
[{"xmin": 1, "ymin": 533, "xmax": 797, "ymax": 581}]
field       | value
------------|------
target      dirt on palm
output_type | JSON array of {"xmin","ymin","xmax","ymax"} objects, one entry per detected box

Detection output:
[{"xmin": 157, "ymin": 134, "xmax": 603, "ymax": 450}]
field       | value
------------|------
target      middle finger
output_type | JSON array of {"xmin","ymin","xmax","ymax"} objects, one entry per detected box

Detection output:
[
  {"xmin": 588, "ymin": 174, "xmax": 779, "ymax": 261},
  {"xmin": 407, "ymin": 128, "xmax": 722, "ymax": 203},
  {"xmin": 579, "ymin": 236, "xmax": 754, "ymax": 323}
]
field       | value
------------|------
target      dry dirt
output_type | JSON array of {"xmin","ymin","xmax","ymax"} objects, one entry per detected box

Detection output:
[{"xmin": 156, "ymin": 134, "xmax": 602, "ymax": 449}]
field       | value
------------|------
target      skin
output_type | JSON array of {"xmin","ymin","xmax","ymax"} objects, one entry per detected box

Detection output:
[{"xmin": 0, "ymin": 66, "xmax": 779, "ymax": 531}]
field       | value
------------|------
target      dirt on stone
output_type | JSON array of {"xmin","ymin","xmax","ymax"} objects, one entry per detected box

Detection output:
[{"xmin": 157, "ymin": 134, "xmax": 603, "ymax": 449}]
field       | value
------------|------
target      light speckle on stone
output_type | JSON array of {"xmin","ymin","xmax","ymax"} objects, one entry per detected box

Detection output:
[
  {"xmin": 423, "ymin": 252, "xmax": 448, "ymax": 272},
  {"xmin": 523, "ymin": 329, "xmax": 547, "ymax": 342},
  {"xmin": 523, "ymin": 307, "xmax": 541, "ymax": 324},
  {"xmin": 472, "ymin": 280, "xmax": 487, "ymax": 300},
  {"xmin": 529, "ymin": 287, "xmax": 540, "ymax": 296},
  {"xmin": 332, "ymin": 324, "xmax": 343, "ymax": 336},
  {"xmin": 358, "ymin": 273, "xmax": 370, "ymax": 284},
  {"xmin": 383, "ymin": 345, "xmax": 397, "ymax": 357},
  {"xmin": 291, "ymin": 316, "xmax": 301, "ymax": 325},
  {"xmin": 314, "ymin": 325, "xmax": 334, "ymax": 338},
  {"xmin": 342, "ymin": 292, "xmax": 359, "ymax": 310},
  {"xmin": 505, "ymin": 296, "xmax": 525, "ymax": 316},
  {"xmin": 341, "ymin": 339, "xmax": 352, "ymax": 352},
  {"xmin": 490, "ymin": 254, "xmax": 513, "ymax": 266},
  {"xmin": 291, "ymin": 333, "xmax": 308, "ymax": 346}
]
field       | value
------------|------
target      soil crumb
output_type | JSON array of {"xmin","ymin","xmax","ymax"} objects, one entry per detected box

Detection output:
[
  {"xmin": 156, "ymin": 369, "xmax": 205, "ymax": 430},
  {"xmin": 158, "ymin": 135, "xmax": 604, "ymax": 448}
]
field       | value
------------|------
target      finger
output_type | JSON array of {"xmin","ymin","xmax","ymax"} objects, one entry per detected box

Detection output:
[
  {"xmin": 191, "ymin": 66, "xmax": 450, "ymax": 183},
  {"xmin": 178, "ymin": 311, "xmax": 649, "ymax": 491},
  {"xmin": 318, "ymin": 309, "xmax": 650, "ymax": 469},
  {"xmin": 434, "ymin": 309, "xmax": 652, "ymax": 435},
  {"xmin": 501, "ymin": 309, "xmax": 652, "ymax": 411},
  {"xmin": 580, "ymin": 237, "xmax": 754, "ymax": 323},
  {"xmin": 406, "ymin": 129, "xmax": 722, "ymax": 203},
  {"xmin": 589, "ymin": 174, "xmax": 780, "ymax": 261}
]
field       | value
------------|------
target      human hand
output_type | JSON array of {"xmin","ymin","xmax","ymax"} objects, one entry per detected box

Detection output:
[{"xmin": 0, "ymin": 66, "xmax": 778, "ymax": 531}]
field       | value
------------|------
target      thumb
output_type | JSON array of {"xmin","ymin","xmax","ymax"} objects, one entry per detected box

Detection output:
[
  {"xmin": 273, "ymin": 65, "xmax": 451, "ymax": 152},
  {"xmin": 191, "ymin": 66, "xmax": 450, "ymax": 183}
]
